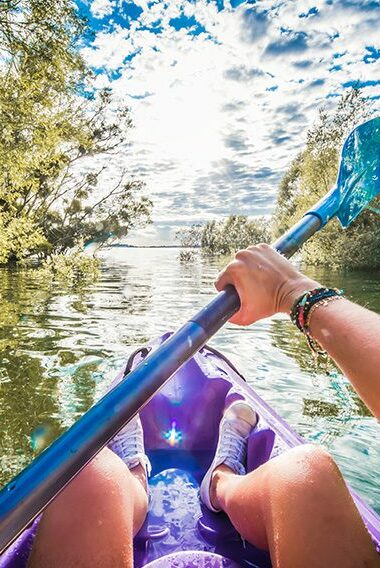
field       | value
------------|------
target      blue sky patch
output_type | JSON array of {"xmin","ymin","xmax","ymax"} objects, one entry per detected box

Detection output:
[
  {"xmin": 363, "ymin": 46, "xmax": 380, "ymax": 63},
  {"xmin": 342, "ymin": 79, "xmax": 380, "ymax": 88},
  {"xmin": 229, "ymin": 0, "xmax": 246, "ymax": 7},
  {"xmin": 169, "ymin": 14, "xmax": 207, "ymax": 35},
  {"xmin": 337, "ymin": 0, "xmax": 380, "ymax": 10},
  {"xmin": 123, "ymin": 2, "xmax": 144, "ymax": 21},
  {"xmin": 299, "ymin": 6, "xmax": 319, "ymax": 17},
  {"xmin": 333, "ymin": 51, "xmax": 347, "ymax": 59}
]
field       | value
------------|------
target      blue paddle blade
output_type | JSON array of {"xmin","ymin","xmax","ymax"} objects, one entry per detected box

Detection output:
[{"xmin": 336, "ymin": 116, "xmax": 380, "ymax": 228}]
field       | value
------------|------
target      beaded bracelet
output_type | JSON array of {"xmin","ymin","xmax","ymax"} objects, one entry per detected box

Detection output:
[{"xmin": 290, "ymin": 287, "xmax": 344, "ymax": 354}]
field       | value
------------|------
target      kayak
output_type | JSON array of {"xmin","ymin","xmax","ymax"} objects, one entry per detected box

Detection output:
[{"xmin": 1, "ymin": 332, "xmax": 379, "ymax": 567}]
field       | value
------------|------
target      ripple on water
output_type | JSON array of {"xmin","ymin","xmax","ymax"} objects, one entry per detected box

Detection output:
[{"xmin": 0, "ymin": 248, "xmax": 379, "ymax": 515}]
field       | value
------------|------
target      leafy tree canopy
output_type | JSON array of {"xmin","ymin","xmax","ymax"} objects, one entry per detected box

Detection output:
[
  {"xmin": 177, "ymin": 216, "xmax": 270, "ymax": 256},
  {"xmin": 0, "ymin": 0, "xmax": 151, "ymax": 266},
  {"xmin": 273, "ymin": 89, "xmax": 380, "ymax": 269}
]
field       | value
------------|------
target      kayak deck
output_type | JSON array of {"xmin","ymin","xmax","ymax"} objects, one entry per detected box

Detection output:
[
  {"xmin": 0, "ymin": 332, "xmax": 379, "ymax": 567},
  {"xmin": 126, "ymin": 333, "xmax": 380, "ymax": 566}
]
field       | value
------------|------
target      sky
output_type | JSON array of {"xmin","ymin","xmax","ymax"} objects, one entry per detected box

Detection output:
[{"xmin": 77, "ymin": 0, "xmax": 380, "ymax": 244}]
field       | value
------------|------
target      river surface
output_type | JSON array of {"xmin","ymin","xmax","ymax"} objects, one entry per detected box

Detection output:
[{"xmin": 0, "ymin": 247, "xmax": 379, "ymax": 514}]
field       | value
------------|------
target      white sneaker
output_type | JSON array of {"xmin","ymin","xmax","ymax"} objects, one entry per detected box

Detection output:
[
  {"xmin": 200, "ymin": 401, "xmax": 258, "ymax": 513},
  {"xmin": 108, "ymin": 414, "xmax": 151, "ymax": 476},
  {"xmin": 105, "ymin": 377, "xmax": 151, "ymax": 476}
]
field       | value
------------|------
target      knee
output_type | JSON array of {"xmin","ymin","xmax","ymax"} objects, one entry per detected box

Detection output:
[
  {"xmin": 49, "ymin": 449, "xmax": 133, "ymax": 516},
  {"xmin": 266, "ymin": 444, "xmax": 342, "ymax": 498},
  {"xmin": 292, "ymin": 444, "xmax": 340, "ymax": 482},
  {"xmin": 30, "ymin": 451, "xmax": 142, "ymax": 567}
]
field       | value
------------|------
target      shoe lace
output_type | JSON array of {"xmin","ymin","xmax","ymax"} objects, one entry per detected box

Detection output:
[
  {"xmin": 111, "ymin": 424, "xmax": 141, "ymax": 456},
  {"xmin": 109, "ymin": 422, "xmax": 151, "ymax": 476},
  {"xmin": 219, "ymin": 421, "xmax": 247, "ymax": 475}
]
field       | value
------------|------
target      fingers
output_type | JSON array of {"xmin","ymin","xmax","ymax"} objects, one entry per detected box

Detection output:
[
  {"xmin": 215, "ymin": 245, "xmax": 267, "ymax": 290},
  {"xmin": 215, "ymin": 243, "xmax": 318, "ymax": 325},
  {"xmin": 215, "ymin": 260, "xmax": 240, "ymax": 291},
  {"xmin": 215, "ymin": 258, "xmax": 257, "ymax": 326},
  {"xmin": 215, "ymin": 245, "xmax": 266, "ymax": 294},
  {"xmin": 214, "ymin": 244, "xmax": 284, "ymax": 326}
]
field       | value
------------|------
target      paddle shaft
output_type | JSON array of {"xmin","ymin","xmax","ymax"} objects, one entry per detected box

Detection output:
[{"xmin": 0, "ymin": 213, "xmax": 321, "ymax": 554}]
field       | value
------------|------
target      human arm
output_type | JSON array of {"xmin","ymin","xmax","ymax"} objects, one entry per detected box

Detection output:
[{"xmin": 215, "ymin": 244, "xmax": 380, "ymax": 420}]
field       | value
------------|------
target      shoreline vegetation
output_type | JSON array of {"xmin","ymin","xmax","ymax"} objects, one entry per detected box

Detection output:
[
  {"xmin": 177, "ymin": 90, "xmax": 380, "ymax": 270},
  {"xmin": 0, "ymin": 0, "xmax": 151, "ymax": 279},
  {"xmin": 0, "ymin": 2, "xmax": 378, "ymax": 277}
]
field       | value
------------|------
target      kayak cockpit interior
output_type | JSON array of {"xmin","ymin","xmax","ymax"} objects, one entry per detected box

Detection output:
[{"xmin": 0, "ymin": 334, "xmax": 379, "ymax": 567}]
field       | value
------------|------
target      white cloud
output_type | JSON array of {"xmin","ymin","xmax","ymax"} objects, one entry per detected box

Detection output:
[
  {"xmin": 82, "ymin": 0, "xmax": 380, "ymax": 243},
  {"xmin": 82, "ymin": 27, "xmax": 134, "ymax": 69},
  {"xmin": 90, "ymin": 0, "xmax": 116, "ymax": 18}
]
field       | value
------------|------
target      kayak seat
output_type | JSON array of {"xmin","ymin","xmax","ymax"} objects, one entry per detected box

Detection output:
[
  {"xmin": 134, "ymin": 468, "xmax": 239, "ymax": 565},
  {"xmin": 133, "ymin": 467, "xmax": 272, "ymax": 568}
]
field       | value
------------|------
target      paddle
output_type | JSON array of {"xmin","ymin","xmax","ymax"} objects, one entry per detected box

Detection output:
[{"xmin": 0, "ymin": 117, "xmax": 379, "ymax": 555}]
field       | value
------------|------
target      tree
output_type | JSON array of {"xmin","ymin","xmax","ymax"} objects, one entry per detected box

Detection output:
[
  {"xmin": 0, "ymin": 0, "xmax": 151, "ymax": 266},
  {"xmin": 273, "ymin": 89, "xmax": 380, "ymax": 269},
  {"xmin": 197, "ymin": 215, "xmax": 270, "ymax": 256},
  {"xmin": 221, "ymin": 215, "xmax": 270, "ymax": 253},
  {"xmin": 200, "ymin": 220, "xmax": 221, "ymax": 254},
  {"xmin": 175, "ymin": 224, "xmax": 202, "ymax": 248}
]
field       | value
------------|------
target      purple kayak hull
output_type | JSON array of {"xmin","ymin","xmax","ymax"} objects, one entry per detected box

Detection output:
[{"xmin": 1, "ymin": 332, "xmax": 379, "ymax": 567}]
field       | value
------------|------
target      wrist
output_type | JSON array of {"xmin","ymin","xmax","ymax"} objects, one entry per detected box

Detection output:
[{"xmin": 278, "ymin": 277, "xmax": 320, "ymax": 314}]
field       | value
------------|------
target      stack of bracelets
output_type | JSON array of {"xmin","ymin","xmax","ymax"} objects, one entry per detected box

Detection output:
[{"xmin": 290, "ymin": 287, "xmax": 344, "ymax": 354}]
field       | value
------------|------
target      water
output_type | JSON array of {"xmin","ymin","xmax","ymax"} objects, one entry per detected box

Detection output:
[{"xmin": 0, "ymin": 248, "xmax": 379, "ymax": 514}]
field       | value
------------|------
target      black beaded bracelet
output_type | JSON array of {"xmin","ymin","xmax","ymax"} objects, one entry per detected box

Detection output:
[{"xmin": 290, "ymin": 287, "xmax": 344, "ymax": 353}]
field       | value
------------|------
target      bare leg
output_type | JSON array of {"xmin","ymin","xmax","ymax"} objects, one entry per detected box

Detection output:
[
  {"xmin": 211, "ymin": 444, "xmax": 379, "ymax": 568},
  {"xmin": 28, "ymin": 447, "xmax": 148, "ymax": 568}
]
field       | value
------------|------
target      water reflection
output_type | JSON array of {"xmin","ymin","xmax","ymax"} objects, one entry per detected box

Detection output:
[
  {"xmin": 0, "ymin": 260, "xmax": 156, "ymax": 485},
  {"xmin": 270, "ymin": 319, "xmax": 371, "ymax": 418},
  {"xmin": 0, "ymin": 350, "xmax": 62, "ymax": 481},
  {"xmin": 0, "ymin": 250, "xmax": 379, "ymax": 513}
]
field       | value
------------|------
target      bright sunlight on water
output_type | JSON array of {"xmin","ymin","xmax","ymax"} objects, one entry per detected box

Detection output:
[{"xmin": 0, "ymin": 247, "xmax": 379, "ymax": 513}]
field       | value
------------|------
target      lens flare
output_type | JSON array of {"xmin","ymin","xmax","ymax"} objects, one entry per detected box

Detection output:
[
  {"xmin": 163, "ymin": 421, "xmax": 182, "ymax": 447},
  {"xmin": 30, "ymin": 424, "xmax": 52, "ymax": 452}
]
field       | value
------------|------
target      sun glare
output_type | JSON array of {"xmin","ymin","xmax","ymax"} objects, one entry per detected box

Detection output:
[{"xmin": 136, "ymin": 83, "xmax": 225, "ymax": 170}]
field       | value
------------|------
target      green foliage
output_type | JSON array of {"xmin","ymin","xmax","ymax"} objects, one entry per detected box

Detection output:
[
  {"xmin": 0, "ymin": 0, "xmax": 86, "ymax": 77},
  {"xmin": 36, "ymin": 251, "xmax": 101, "ymax": 285},
  {"xmin": 273, "ymin": 89, "xmax": 380, "ymax": 269},
  {"xmin": 176, "ymin": 224, "xmax": 202, "ymax": 248},
  {"xmin": 200, "ymin": 215, "xmax": 270, "ymax": 255},
  {"xmin": 176, "ymin": 217, "xmax": 270, "ymax": 256},
  {"xmin": 0, "ymin": 0, "xmax": 151, "ymax": 266},
  {"xmin": 0, "ymin": 213, "xmax": 47, "ymax": 265},
  {"xmin": 175, "ymin": 224, "xmax": 201, "ymax": 262}
]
